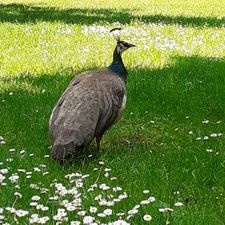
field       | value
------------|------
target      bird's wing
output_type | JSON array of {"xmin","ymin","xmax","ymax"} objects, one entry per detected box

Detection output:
[
  {"xmin": 49, "ymin": 72, "xmax": 99, "ymax": 147},
  {"xmin": 49, "ymin": 76, "xmax": 80, "ymax": 134},
  {"xmin": 94, "ymin": 71, "xmax": 126, "ymax": 137},
  {"xmin": 49, "ymin": 71, "xmax": 91, "ymax": 128}
]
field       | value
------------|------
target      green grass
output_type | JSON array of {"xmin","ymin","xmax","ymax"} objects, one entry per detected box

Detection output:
[{"xmin": 0, "ymin": 0, "xmax": 225, "ymax": 224}]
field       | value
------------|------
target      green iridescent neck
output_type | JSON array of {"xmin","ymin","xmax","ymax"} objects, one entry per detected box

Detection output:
[{"xmin": 108, "ymin": 47, "xmax": 127, "ymax": 81}]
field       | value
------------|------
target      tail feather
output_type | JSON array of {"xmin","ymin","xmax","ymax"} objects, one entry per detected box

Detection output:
[{"xmin": 51, "ymin": 141, "xmax": 75, "ymax": 163}]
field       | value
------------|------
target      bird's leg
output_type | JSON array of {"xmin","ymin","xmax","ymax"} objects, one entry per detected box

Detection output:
[{"xmin": 96, "ymin": 135, "xmax": 103, "ymax": 151}]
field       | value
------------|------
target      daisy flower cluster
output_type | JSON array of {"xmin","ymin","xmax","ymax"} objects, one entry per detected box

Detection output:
[
  {"xmin": 1, "ymin": 17, "xmax": 224, "ymax": 76},
  {"xmin": 0, "ymin": 145, "xmax": 184, "ymax": 224},
  {"xmin": 187, "ymin": 118, "xmax": 223, "ymax": 155}
]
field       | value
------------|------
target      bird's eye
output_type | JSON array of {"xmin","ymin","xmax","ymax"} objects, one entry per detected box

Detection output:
[{"xmin": 120, "ymin": 44, "xmax": 125, "ymax": 50}]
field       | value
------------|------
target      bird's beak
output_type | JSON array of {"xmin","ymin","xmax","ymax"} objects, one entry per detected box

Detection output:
[{"xmin": 127, "ymin": 43, "xmax": 136, "ymax": 48}]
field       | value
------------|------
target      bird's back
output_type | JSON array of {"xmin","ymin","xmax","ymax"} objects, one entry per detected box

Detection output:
[{"xmin": 49, "ymin": 69, "xmax": 125, "ymax": 160}]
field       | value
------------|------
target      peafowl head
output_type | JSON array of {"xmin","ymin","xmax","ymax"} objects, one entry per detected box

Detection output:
[
  {"xmin": 116, "ymin": 41, "xmax": 135, "ymax": 54},
  {"xmin": 110, "ymin": 28, "xmax": 135, "ymax": 54}
]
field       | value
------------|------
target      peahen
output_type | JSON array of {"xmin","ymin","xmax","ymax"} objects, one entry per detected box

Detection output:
[{"xmin": 49, "ymin": 28, "xmax": 135, "ymax": 163}]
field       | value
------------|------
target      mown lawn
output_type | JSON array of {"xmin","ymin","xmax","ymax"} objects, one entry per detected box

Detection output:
[{"xmin": 0, "ymin": 0, "xmax": 225, "ymax": 224}]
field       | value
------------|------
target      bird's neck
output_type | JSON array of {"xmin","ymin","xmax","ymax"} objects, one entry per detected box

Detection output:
[{"xmin": 108, "ymin": 47, "xmax": 127, "ymax": 82}]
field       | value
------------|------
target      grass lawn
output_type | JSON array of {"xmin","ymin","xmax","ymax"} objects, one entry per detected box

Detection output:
[{"xmin": 0, "ymin": 0, "xmax": 225, "ymax": 224}]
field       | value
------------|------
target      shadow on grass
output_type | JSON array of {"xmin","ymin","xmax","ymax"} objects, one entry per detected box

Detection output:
[
  {"xmin": 1, "ymin": 55, "xmax": 225, "ymax": 155},
  {"xmin": 1, "ymin": 56, "xmax": 225, "ymax": 224},
  {"xmin": 0, "ymin": 3, "xmax": 132, "ymax": 25},
  {"xmin": 0, "ymin": 3, "xmax": 224, "ymax": 27},
  {"xmin": 127, "ymin": 56, "xmax": 225, "ymax": 119}
]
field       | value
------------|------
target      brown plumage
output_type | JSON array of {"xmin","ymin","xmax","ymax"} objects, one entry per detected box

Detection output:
[{"xmin": 49, "ymin": 38, "xmax": 135, "ymax": 163}]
